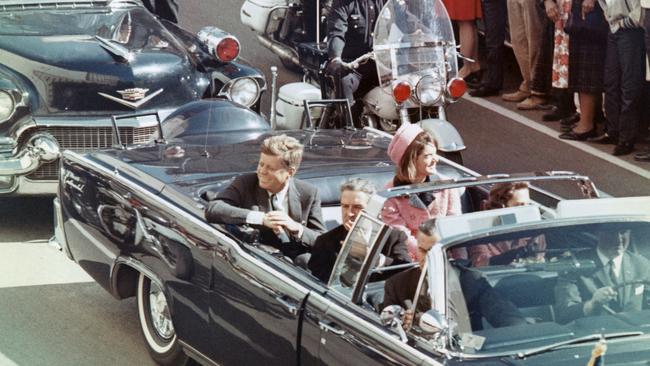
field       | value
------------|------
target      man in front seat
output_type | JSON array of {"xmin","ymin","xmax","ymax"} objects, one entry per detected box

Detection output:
[
  {"xmin": 382, "ymin": 219, "xmax": 526, "ymax": 330},
  {"xmin": 205, "ymin": 134, "xmax": 325, "ymax": 259},
  {"xmin": 554, "ymin": 229, "xmax": 650, "ymax": 324},
  {"xmin": 308, "ymin": 178, "xmax": 411, "ymax": 282}
]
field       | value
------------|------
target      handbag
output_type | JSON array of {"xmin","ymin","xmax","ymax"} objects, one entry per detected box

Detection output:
[{"xmin": 564, "ymin": 1, "xmax": 609, "ymax": 39}]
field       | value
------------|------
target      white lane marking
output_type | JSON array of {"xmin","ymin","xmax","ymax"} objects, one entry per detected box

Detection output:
[
  {"xmin": 0, "ymin": 352, "xmax": 18, "ymax": 366},
  {"xmin": 463, "ymin": 95, "xmax": 650, "ymax": 180},
  {"xmin": 0, "ymin": 242, "xmax": 92, "ymax": 289}
]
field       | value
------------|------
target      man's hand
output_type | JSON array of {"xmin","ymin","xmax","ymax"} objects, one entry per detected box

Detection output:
[
  {"xmin": 263, "ymin": 211, "xmax": 304, "ymax": 238},
  {"xmin": 326, "ymin": 57, "xmax": 344, "ymax": 76},
  {"xmin": 584, "ymin": 286, "xmax": 617, "ymax": 314},
  {"xmin": 402, "ymin": 308, "xmax": 414, "ymax": 330},
  {"xmin": 544, "ymin": 0, "xmax": 560, "ymax": 22},
  {"xmin": 581, "ymin": 0, "xmax": 595, "ymax": 19},
  {"xmin": 592, "ymin": 286, "xmax": 617, "ymax": 304}
]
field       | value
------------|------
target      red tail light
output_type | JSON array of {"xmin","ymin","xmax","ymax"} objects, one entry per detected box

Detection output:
[
  {"xmin": 216, "ymin": 37, "xmax": 240, "ymax": 62},
  {"xmin": 448, "ymin": 78, "xmax": 467, "ymax": 100},
  {"xmin": 392, "ymin": 81, "xmax": 412, "ymax": 103}
]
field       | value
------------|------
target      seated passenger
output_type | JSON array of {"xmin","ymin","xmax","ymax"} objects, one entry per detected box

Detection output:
[
  {"xmin": 554, "ymin": 229, "xmax": 650, "ymax": 324},
  {"xmin": 381, "ymin": 123, "xmax": 462, "ymax": 260},
  {"xmin": 205, "ymin": 134, "xmax": 326, "ymax": 259},
  {"xmin": 469, "ymin": 182, "xmax": 546, "ymax": 266},
  {"xmin": 309, "ymin": 178, "xmax": 411, "ymax": 282},
  {"xmin": 382, "ymin": 219, "xmax": 526, "ymax": 330}
]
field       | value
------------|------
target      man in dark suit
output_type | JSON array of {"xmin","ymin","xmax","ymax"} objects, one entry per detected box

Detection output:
[
  {"xmin": 554, "ymin": 229, "xmax": 650, "ymax": 324},
  {"xmin": 383, "ymin": 219, "xmax": 526, "ymax": 331},
  {"xmin": 308, "ymin": 178, "xmax": 411, "ymax": 282},
  {"xmin": 205, "ymin": 134, "xmax": 325, "ymax": 259}
]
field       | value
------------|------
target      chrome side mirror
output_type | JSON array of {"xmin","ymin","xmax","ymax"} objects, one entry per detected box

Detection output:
[
  {"xmin": 419, "ymin": 309, "xmax": 448, "ymax": 335},
  {"xmin": 380, "ymin": 305, "xmax": 408, "ymax": 343}
]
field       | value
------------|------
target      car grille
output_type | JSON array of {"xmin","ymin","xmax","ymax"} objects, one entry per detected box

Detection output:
[{"xmin": 19, "ymin": 125, "xmax": 158, "ymax": 180}]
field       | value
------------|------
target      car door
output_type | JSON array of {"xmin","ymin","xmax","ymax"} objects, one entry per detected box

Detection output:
[
  {"xmin": 313, "ymin": 213, "xmax": 437, "ymax": 365},
  {"xmin": 207, "ymin": 243, "xmax": 311, "ymax": 365}
]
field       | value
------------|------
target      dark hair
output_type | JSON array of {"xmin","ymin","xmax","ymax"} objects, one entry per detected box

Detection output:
[
  {"xmin": 394, "ymin": 132, "xmax": 437, "ymax": 186},
  {"xmin": 484, "ymin": 182, "xmax": 530, "ymax": 210},
  {"xmin": 418, "ymin": 218, "xmax": 437, "ymax": 236}
]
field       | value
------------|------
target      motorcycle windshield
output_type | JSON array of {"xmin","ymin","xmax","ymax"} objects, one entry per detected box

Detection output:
[{"xmin": 373, "ymin": 0, "xmax": 458, "ymax": 91}]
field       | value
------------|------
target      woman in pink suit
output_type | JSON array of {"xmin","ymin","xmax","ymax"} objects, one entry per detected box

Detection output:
[{"xmin": 381, "ymin": 124, "xmax": 461, "ymax": 260}]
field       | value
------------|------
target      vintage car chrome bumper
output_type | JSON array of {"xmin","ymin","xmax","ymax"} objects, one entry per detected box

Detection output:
[{"xmin": 0, "ymin": 133, "xmax": 60, "ymax": 175}]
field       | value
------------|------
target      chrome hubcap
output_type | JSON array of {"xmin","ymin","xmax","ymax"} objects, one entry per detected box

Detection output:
[{"xmin": 148, "ymin": 282, "xmax": 175, "ymax": 340}]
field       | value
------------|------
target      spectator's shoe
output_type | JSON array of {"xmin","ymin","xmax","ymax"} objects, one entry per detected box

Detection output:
[
  {"xmin": 560, "ymin": 113, "xmax": 580, "ymax": 127},
  {"xmin": 542, "ymin": 107, "xmax": 574, "ymax": 122},
  {"xmin": 469, "ymin": 86, "xmax": 500, "ymax": 98},
  {"xmin": 463, "ymin": 71, "xmax": 483, "ymax": 89},
  {"xmin": 502, "ymin": 90, "xmax": 530, "ymax": 102},
  {"xmin": 612, "ymin": 141, "xmax": 634, "ymax": 156},
  {"xmin": 559, "ymin": 128, "xmax": 597, "ymax": 141},
  {"xmin": 634, "ymin": 151, "xmax": 650, "ymax": 162},
  {"xmin": 588, "ymin": 133, "xmax": 618, "ymax": 145},
  {"xmin": 517, "ymin": 95, "xmax": 549, "ymax": 110}
]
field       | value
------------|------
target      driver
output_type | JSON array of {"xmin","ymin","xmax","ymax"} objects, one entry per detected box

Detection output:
[
  {"xmin": 327, "ymin": 0, "xmax": 385, "ymax": 126},
  {"xmin": 554, "ymin": 229, "xmax": 650, "ymax": 324}
]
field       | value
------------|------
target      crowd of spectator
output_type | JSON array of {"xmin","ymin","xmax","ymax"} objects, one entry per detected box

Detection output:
[{"xmin": 462, "ymin": 0, "xmax": 650, "ymax": 162}]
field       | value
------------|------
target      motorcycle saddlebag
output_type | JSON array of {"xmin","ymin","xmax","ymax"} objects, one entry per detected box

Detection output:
[{"xmin": 297, "ymin": 42, "xmax": 329, "ymax": 72}]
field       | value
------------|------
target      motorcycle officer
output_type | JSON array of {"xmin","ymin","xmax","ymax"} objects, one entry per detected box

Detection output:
[{"xmin": 327, "ymin": 0, "xmax": 386, "ymax": 127}]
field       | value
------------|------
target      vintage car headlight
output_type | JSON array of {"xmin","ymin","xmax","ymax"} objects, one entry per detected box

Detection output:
[
  {"xmin": 415, "ymin": 75, "xmax": 443, "ymax": 106},
  {"xmin": 0, "ymin": 90, "xmax": 15, "ymax": 122},
  {"xmin": 227, "ymin": 77, "xmax": 260, "ymax": 107}
]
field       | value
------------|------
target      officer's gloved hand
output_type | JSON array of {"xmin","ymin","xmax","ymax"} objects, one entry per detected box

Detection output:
[{"xmin": 326, "ymin": 57, "xmax": 344, "ymax": 76}]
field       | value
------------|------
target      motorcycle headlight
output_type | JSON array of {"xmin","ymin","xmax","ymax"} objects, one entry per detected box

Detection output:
[
  {"xmin": 0, "ymin": 90, "xmax": 15, "ymax": 122},
  {"xmin": 415, "ymin": 75, "xmax": 443, "ymax": 106},
  {"xmin": 227, "ymin": 77, "xmax": 260, "ymax": 107}
]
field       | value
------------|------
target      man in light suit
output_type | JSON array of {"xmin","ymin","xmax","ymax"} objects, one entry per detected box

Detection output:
[
  {"xmin": 205, "ymin": 134, "xmax": 325, "ymax": 259},
  {"xmin": 555, "ymin": 229, "xmax": 650, "ymax": 324}
]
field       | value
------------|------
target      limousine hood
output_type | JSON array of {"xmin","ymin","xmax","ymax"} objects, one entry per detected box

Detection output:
[{"xmin": 0, "ymin": 6, "xmax": 207, "ymax": 116}]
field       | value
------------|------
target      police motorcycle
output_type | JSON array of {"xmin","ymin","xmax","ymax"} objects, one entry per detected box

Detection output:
[
  {"xmin": 261, "ymin": 0, "xmax": 467, "ymax": 163},
  {"xmin": 240, "ymin": 0, "xmax": 329, "ymax": 70}
]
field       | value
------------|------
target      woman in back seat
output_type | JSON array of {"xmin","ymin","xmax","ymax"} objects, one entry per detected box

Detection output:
[
  {"xmin": 469, "ymin": 182, "xmax": 546, "ymax": 266},
  {"xmin": 381, "ymin": 124, "xmax": 462, "ymax": 260}
]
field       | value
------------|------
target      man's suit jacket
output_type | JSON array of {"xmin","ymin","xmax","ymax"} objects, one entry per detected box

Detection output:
[
  {"xmin": 308, "ymin": 225, "xmax": 411, "ymax": 282},
  {"xmin": 205, "ymin": 173, "xmax": 326, "ymax": 250},
  {"xmin": 554, "ymin": 250, "xmax": 650, "ymax": 324},
  {"xmin": 382, "ymin": 264, "xmax": 525, "ymax": 330}
]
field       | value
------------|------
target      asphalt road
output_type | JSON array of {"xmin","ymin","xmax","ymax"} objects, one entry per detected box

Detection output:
[{"xmin": 1, "ymin": 0, "xmax": 649, "ymax": 365}]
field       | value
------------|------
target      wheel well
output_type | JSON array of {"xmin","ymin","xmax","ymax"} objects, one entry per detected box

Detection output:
[{"xmin": 113, "ymin": 264, "xmax": 140, "ymax": 299}]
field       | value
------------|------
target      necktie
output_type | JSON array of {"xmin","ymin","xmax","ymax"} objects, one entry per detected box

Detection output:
[
  {"xmin": 608, "ymin": 259, "xmax": 618, "ymax": 285},
  {"xmin": 270, "ymin": 194, "xmax": 283, "ymax": 212},
  {"xmin": 270, "ymin": 194, "xmax": 290, "ymax": 243}
]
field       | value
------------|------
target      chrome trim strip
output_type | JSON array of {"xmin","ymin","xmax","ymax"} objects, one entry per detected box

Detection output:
[
  {"xmin": 53, "ymin": 197, "xmax": 74, "ymax": 260},
  {"xmin": 179, "ymin": 341, "xmax": 222, "ymax": 366}
]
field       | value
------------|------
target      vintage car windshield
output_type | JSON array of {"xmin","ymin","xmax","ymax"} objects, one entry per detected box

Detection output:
[
  {"xmin": 430, "ymin": 220, "xmax": 650, "ymax": 356},
  {"xmin": 0, "ymin": 2, "xmax": 136, "ymax": 36},
  {"xmin": 329, "ymin": 214, "xmax": 386, "ymax": 297}
]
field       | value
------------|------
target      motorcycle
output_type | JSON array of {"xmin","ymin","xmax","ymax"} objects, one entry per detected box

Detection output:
[
  {"xmin": 263, "ymin": 0, "xmax": 468, "ymax": 163},
  {"xmin": 240, "ymin": 0, "xmax": 328, "ymax": 71}
]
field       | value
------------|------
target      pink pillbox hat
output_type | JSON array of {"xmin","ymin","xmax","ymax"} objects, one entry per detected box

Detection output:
[{"xmin": 387, "ymin": 123, "xmax": 424, "ymax": 165}]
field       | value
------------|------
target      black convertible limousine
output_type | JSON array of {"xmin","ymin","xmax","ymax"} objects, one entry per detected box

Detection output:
[{"xmin": 52, "ymin": 112, "xmax": 650, "ymax": 365}]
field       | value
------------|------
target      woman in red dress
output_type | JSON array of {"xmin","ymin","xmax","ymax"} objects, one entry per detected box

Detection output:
[{"xmin": 442, "ymin": 0, "xmax": 482, "ymax": 83}]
